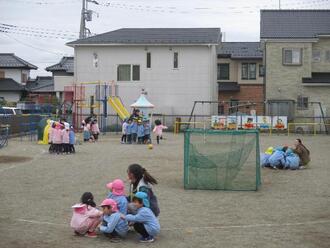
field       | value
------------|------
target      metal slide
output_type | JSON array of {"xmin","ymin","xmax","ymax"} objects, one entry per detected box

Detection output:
[{"xmin": 108, "ymin": 97, "xmax": 130, "ymax": 120}]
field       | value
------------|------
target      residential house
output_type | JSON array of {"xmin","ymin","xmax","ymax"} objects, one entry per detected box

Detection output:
[
  {"xmin": 217, "ymin": 42, "xmax": 264, "ymax": 115},
  {"xmin": 0, "ymin": 53, "xmax": 37, "ymax": 102},
  {"xmin": 67, "ymin": 28, "xmax": 221, "ymax": 116},
  {"xmin": 46, "ymin": 56, "xmax": 74, "ymax": 101},
  {"xmin": 261, "ymin": 9, "xmax": 330, "ymax": 120},
  {"xmin": 26, "ymin": 76, "xmax": 55, "ymax": 104}
]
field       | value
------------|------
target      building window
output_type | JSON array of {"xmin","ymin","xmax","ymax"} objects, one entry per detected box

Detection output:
[
  {"xmin": 297, "ymin": 96, "xmax": 309, "ymax": 110},
  {"xmin": 312, "ymin": 50, "xmax": 321, "ymax": 62},
  {"xmin": 326, "ymin": 51, "xmax": 330, "ymax": 62},
  {"xmin": 241, "ymin": 63, "xmax": 256, "ymax": 80},
  {"xmin": 21, "ymin": 73, "xmax": 28, "ymax": 83},
  {"xmin": 132, "ymin": 65, "xmax": 140, "ymax": 81},
  {"xmin": 259, "ymin": 65, "xmax": 265, "ymax": 77},
  {"xmin": 283, "ymin": 48, "xmax": 302, "ymax": 65},
  {"xmin": 218, "ymin": 105, "xmax": 224, "ymax": 115},
  {"xmin": 0, "ymin": 70, "xmax": 4, "ymax": 79},
  {"xmin": 229, "ymin": 99, "xmax": 239, "ymax": 114},
  {"xmin": 146, "ymin": 52, "xmax": 151, "ymax": 68},
  {"xmin": 173, "ymin": 52, "xmax": 178, "ymax": 69},
  {"xmin": 117, "ymin": 65, "xmax": 131, "ymax": 81},
  {"xmin": 217, "ymin": 63, "xmax": 230, "ymax": 80}
]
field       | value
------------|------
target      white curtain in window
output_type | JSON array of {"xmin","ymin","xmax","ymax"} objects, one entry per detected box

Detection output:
[{"xmin": 117, "ymin": 65, "xmax": 131, "ymax": 81}]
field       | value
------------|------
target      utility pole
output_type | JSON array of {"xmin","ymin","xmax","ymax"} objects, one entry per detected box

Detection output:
[{"xmin": 79, "ymin": 0, "xmax": 99, "ymax": 39}]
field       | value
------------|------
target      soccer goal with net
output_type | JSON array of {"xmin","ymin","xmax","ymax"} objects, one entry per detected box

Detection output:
[{"xmin": 184, "ymin": 129, "xmax": 261, "ymax": 191}]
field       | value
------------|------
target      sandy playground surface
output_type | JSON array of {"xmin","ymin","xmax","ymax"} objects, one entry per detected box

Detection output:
[{"xmin": 0, "ymin": 133, "xmax": 329, "ymax": 248}]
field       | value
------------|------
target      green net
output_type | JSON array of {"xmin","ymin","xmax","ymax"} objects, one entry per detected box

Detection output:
[{"xmin": 184, "ymin": 129, "xmax": 261, "ymax": 191}]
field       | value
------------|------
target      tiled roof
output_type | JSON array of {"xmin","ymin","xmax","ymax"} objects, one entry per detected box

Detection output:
[
  {"xmin": 0, "ymin": 53, "xmax": 37, "ymax": 69},
  {"xmin": 0, "ymin": 78, "xmax": 25, "ymax": 91},
  {"xmin": 261, "ymin": 10, "xmax": 330, "ymax": 39},
  {"xmin": 217, "ymin": 42, "xmax": 262, "ymax": 59},
  {"xmin": 67, "ymin": 28, "xmax": 221, "ymax": 45},
  {"xmin": 46, "ymin": 57, "xmax": 74, "ymax": 73},
  {"xmin": 26, "ymin": 76, "xmax": 54, "ymax": 92}
]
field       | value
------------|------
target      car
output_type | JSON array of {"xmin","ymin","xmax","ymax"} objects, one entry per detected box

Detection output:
[{"xmin": 0, "ymin": 107, "xmax": 23, "ymax": 116}]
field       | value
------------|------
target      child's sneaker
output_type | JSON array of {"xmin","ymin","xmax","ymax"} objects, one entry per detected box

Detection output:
[
  {"xmin": 85, "ymin": 231, "xmax": 97, "ymax": 238},
  {"xmin": 139, "ymin": 236, "xmax": 154, "ymax": 243}
]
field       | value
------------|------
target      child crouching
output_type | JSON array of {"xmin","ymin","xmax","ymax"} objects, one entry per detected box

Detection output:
[
  {"xmin": 121, "ymin": 192, "xmax": 160, "ymax": 243},
  {"xmin": 99, "ymin": 199, "xmax": 128, "ymax": 242}
]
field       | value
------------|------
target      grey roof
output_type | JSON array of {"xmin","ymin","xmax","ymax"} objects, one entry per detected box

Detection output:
[
  {"xmin": 67, "ymin": 28, "xmax": 221, "ymax": 46},
  {"xmin": 46, "ymin": 57, "xmax": 74, "ymax": 73},
  {"xmin": 302, "ymin": 73, "xmax": 330, "ymax": 84},
  {"xmin": 261, "ymin": 10, "xmax": 330, "ymax": 39},
  {"xmin": 26, "ymin": 76, "xmax": 54, "ymax": 92},
  {"xmin": 217, "ymin": 42, "xmax": 262, "ymax": 59},
  {"xmin": 0, "ymin": 53, "xmax": 37, "ymax": 69},
  {"xmin": 218, "ymin": 82, "xmax": 240, "ymax": 91},
  {"xmin": 0, "ymin": 78, "xmax": 25, "ymax": 91}
]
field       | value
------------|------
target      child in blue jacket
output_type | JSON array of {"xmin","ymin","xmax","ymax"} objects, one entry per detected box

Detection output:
[
  {"xmin": 69, "ymin": 126, "xmax": 75, "ymax": 153},
  {"xmin": 137, "ymin": 120, "xmax": 145, "ymax": 144},
  {"xmin": 100, "ymin": 198, "xmax": 128, "ymax": 242},
  {"xmin": 260, "ymin": 147, "xmax": 274, "ymax": 167},
  {"xmin": 143, "ymin": 120, "xmax": 151, "ymax": 144},
  {"xmin": 126, "ymin": 119, "xmax": 132, "ymax": 144},
  {"xmin": 121, "ymin": 192, "xmax": 160, "ymax": 243},
  {"xmin": 131, "ymin": 119, "xmax": 138, "ymax": 143},
  {"xmin": 268, "ymin": 146, "xmax": 287, "ymax": 169},
  {"xmin": 284, "ymin": 148, "xmax": 300, "ymax": 170}
]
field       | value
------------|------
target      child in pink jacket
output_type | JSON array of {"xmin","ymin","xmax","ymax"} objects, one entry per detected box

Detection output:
[
  {"xmin": 153, "ymin": 120, "xmax": 168, "ymax": 144},
  {"xmin": 62, "ymin": 124, "xmax": 70, "ymax": 154},
  {"xmin": 52, "ymin": 123, "xmax": 63, "ymax": 154},
  {"xmin": 70, "ymin": 192, "xmax": 102, "ymax": 238},
  {"xmin": 91, "ymin": 119, "xmax": 100, "ymax": 141}
]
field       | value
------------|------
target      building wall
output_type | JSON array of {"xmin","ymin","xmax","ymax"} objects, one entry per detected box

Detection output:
[
  {"xmin": 54, "ymin": 75, "xmax": 74, "ymax": 92},
  {"xmin": 217, "ymin": 58, "xmax": 263, "ymax": 84},
  {"xmin": 1, "ymin": 69, "xmax": 23, "ymax": 84},
  {"xmin": 74, "ymin": 45, "xmax": 218, "ymax": 115},
  {"xmin": 265, "ymin": 39, "xmax": 330, "ymax": 117},
  {"xmin": 0, "ymin": 91, "xmax": 21, "ymax": 102},
  {"xmin": 218, "ymin": 85, "xmax": 264, "ymax": 115}
]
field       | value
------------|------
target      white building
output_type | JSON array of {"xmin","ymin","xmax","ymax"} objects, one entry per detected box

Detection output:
[{"xmin": 67, "ymin": 28, "xmax": 221, "ymax": 116}]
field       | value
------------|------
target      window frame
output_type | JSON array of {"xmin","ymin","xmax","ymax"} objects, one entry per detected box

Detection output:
[
  {"xmin": 117, "ymin": 64, "xmax": 131, "ymax": 81},
  {"xmin": 241, "ymin": 63, "xmax": 257, "ymax": 80},
  {"xmin": 146, "ymin": 52, "xmax": 151, "ymax": 69},
  {"xmin": 173, "ymin": 52, "xmax": 179, "ymax": 69},
  {"xmin": 325, "ymin": 50, "xmax": 330, "ymax": 63},
  {"xmin": 282, "ymin": 48, "xmax": 302, "ymax": 66},
  {"xmin": 259, "ymin": 64, "xmax": 265, "ymax": 77},
  {"xmin": 297, "ymin": 96, "xmax": 309, "ymax": 110},
  {"xmin": 132, "ymin": 64, "xmax": 140, "ymax": 81},
  {"xmin": 217, "ymin": 63, "xmax": 230, "ymax": 80},
  {"xmin": 312, "ymin": 49, "xmax": 321, "ymax": 62}
]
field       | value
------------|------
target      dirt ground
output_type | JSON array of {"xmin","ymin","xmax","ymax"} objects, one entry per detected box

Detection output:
[{"xmin": 0, "ymin": 133, "xmax": 329, "ymax": 248}]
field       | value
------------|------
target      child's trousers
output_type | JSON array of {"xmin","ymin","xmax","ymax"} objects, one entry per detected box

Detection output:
[
  {"xmin": 133, "ymin": 223, "xmax": 149, "ymax": 238},
  {"xmin": 121, "ymin": 134, "xmax": 127, "ymax": 143},
  {"xmin": 127, "ymin": 134, "xmax": 132, "ymax": 144}
]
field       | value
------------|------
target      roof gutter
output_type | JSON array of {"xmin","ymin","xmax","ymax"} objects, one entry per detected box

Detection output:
[{"xmin": 66, "ymin": 43, "xmax": 219, "ymax": 47}]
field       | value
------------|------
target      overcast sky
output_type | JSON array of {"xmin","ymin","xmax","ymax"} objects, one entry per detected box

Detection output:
[{"xmin": 0, "ymin": 0, "xmax": 329, "ymax": 77}]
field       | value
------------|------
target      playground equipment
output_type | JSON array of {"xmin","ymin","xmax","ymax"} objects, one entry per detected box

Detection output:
[
  {"xmin": 0, "ymin": 124, "xmax": 9, "ymax": 148},
  {"xmin": 130, "ymin": 90, "xmax": 154, "ymax": 120},
  {"xmin": 108, "ymin": 96, "xmax": 130, "ymax": 120}
]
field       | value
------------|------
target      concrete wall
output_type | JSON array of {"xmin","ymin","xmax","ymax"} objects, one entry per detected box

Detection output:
[
  {"xmin": 1, "ymin": 69, "xmax": 23, "ymax": 84},
  {"xmin": 217, "ymin": 58, "xmax": 263, "ymax": 84},
  {"xmin": 74, "ymin": 45, "xmax": 218, "ymax": 115},
  {"xmin": 265, "ymin": 39, "xmax": 330, "ymax": 117},
  {"xmin": 0, "ymin": 92, "xmax": 21, "ymax": 102},
  {"xmin": 54, "ymin": 75, "xmax": 74, "ymax": 92}
]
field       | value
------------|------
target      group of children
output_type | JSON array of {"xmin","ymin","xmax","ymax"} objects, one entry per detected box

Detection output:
[
  {"xmin": 121, "ymin": 118, "xmax": 168, "ymax": 145},
  {"xmin": 261, "ymin": 138, "xmax": 311, "ymax": 170},
  {"xmin": 70, "ymin": 164, "xmax": 160, "ymax": 243},
  {"xmin": 48, "ymin": 120, "xmax": 75, "ymax": 155},
  {"xmin": 82, "ymin": 117, "xmax": 100, "ymax": 142}
]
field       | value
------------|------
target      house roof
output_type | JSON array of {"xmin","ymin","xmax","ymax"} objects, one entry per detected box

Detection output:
[
  {"xmin": 218, "ymin": 82, "xmax": 240, "ymax": 92},
  {"xmin": 26, "ymin": 76, "xmax": 54, "ymax": 92},
  {"xmin": 46, "ymin": 56, "xmax": 74, "ymax": 73},
  {"xmin": 217, "ymin": 42, "xmax": 262, "ymax": 59},
  {"xmin": 0, "ymin": 53, "xmax": 37, "ymax": 69},
  {"xmin": 0, "ymin": 78, "xmax": 25, "ymax": 91},
  {"xmin": 260, "ymin": 10, "xmax": 330, "ymax": 39},
  {"xmin": 302, "ymin": 73, "xmax": 330, "ymax": 84},
  {"xmin": 67, "ymin": 28, "xmax": 221, "ymax": 46}
]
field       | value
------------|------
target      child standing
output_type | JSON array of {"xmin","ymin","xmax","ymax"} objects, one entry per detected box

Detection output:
[
  {"xmin": 121, "ymin": 119, "xmax": 128, "ymax": 144},
  {"xmin": 70, "ymin": 192, "xmax": 102, "ymax": 238},
  {"xmin": 91, "ymin": 119, "xmax": 100, "ymax": 141},
  {"xmin": 121, "ymin": 192, "xmax": 160, "ymax": 243},
  {"xmin": 62, "ymin": 124, "xmax": 70, "ymax": 154},
  {"xmin": 48, "ymin": 121, "xmax": 56, "ymax": 154},
  {"xmin": 126, "ymin": 119, "xmax": 132, "ymax": 144},
  {"xmin": 137, "ymin": 120, "xmax": 145, "ymax": 144},
  {"xmin": 69, "ymin": 126, "xmax": 75, "ymax": 153},
  {"xmin": 52, "ymin": 123, "xmax": 63, "ymax": 154},
  {"xmin": 131, "ymin": 118, "xmax": 138, "ymax": 143},
  {"xmin": 153, "ymin": 120, "xmax": 168, "ymax": 145},
  {"xmin": 143, "ymin": 120, "xmax": 151, "ymax": 144},
  {"xmin": 106, "ymin": 179, "xmax": 128, "ymax": 214},
  {"xmin": 83, "ymin": 122, "xmax": 91, "ymax": 142},
  {"xmin": 99, "ymin": 198, "xmax": 128, "ymax": 242}
]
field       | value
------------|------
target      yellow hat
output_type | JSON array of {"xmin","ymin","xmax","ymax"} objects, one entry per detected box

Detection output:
[{"xmin": 265, "ymin": 146, "xmax": 274, "ymax": 155}]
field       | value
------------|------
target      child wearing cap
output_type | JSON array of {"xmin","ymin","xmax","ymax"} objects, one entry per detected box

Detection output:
[
  {"xmin": 137, "ymin": 120, "xmax": 145, "ymax": 144},
  {"xmin": 268, "ymin": 146, "xmax": 287, "ymax": 169},
  {"xmin": 99, "ymin": 198, "xmax": 128, "ymax": 242},
  {"xmin": 153, "ymin": 120, "xmax": 168, "ymax": 145},
  {"xmin": 121, "ymin": 119, "xmax": 128, "ymax": 144},
  {"xmin": 284, "ymin": 148, "xmax": 300, "ymax": 170},
  {"xmin": 70, "ymin": 192, "xmax": 102, "ymax": 238},
  {"xmin": 91, "ymin": 119, "xmax": 100, "ymax": 141},
  {"xmin": 260, "ymin": 146, "xmax": 274, "ymax": 167},
  {"xmin": 126, "ymin": 119, "xmax": 132, "ymax": 144},
  {"xmin": 106, "ymin": 179, "xmax": 128, "ymax": 214},
  {"xmin": 121, "ymin": 192, "xmax": 160, "ymax": 243},
  {"xmin": 131, "ymin": 119, "xmax": 138, "ymax": 143},
  {"xmin": 48, "ymin": 121, "xmax": 56, "ymax": 154},
  {"xmin": 52, "ymin": 123, "xmax": 63, "ymax": 154},
  {"xmin": 143, "ymin": 120, "xmax": 151, "ymax": 144},
  {"xmin": 62, "ymin": 124, "xmax": 70, "ymax": 154},
  {"xmin": 69, "ymin": 126, "xmax": 75, "ymax": 153}
]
